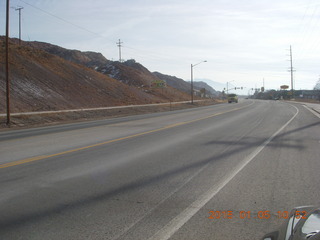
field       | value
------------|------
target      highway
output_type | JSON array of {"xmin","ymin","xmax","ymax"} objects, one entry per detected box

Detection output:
[{"xmin": 0, "ymin": 99, "xmax": 319, "ymax": 240}]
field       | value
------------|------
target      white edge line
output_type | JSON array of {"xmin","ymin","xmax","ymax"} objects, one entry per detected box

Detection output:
[{"xmin": 148, "ymin": 104, "xmax": 299, "ymax": 240}]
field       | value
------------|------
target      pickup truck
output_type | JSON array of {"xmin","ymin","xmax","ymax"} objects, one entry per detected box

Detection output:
[{"xmin": 227, "ymin": 94, "xmax": 238, "ymax": 103}]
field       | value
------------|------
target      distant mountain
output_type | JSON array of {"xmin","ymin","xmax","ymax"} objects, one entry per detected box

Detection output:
[
  {"xmin": 194, "ymin": 78, "xmax": 226, "ymax": 92},
  {"xmin": 154, "ymin": 72, "xmax": 221, "ymax": 97},
  {"xmin": 192, "ymin": 81, "xmax": 220, "ymax": 96}
]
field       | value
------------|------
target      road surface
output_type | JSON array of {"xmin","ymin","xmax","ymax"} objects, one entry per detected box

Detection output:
[{"xmin": 0, "ymin": 99, "xmax": 319, "ymax": 240}]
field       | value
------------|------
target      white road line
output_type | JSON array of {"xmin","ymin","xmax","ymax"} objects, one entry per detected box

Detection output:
[
  {"xmin": 111, "ymin": 165, "xmax": 206, "ymax": 240},
  {"xmin": 111, "ymin": 123, "xmax": 258, "ymax": 240},
  {"xmin": 148, "ymin": 104, "xmax": 299, "ymax": 240}
]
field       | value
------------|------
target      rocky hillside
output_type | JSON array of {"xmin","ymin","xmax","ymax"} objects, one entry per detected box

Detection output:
[
  {"xmin": 13, "ymin": 40, "xmax": 220, "ymax": 95},
  {"xmin": 16, "ymin": 40, "xmax": 166, "ymax": 88},
  {"xmin": 0, "ymin": 38, "xmax": 192, "ymax": 113},
  {"xmin": 12, "ymin": 39, "xmax": 110, "ymax": 69},
  {"xmin": 97, "ymin": 59, "xmax": 160, "ymax": 87}
]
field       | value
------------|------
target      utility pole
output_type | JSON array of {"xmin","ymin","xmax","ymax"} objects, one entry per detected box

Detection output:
[
  {"xmin": 116, "ymin": 39, "xmax": 123, "ymax": 62},
  {"xmin": 6, "ymin": 0, "xmax": 10, "ymax": 126},
  {"xmin": 15, "ymin": 6, "xmax": 23, "ymax": 45},
  {"xmin": 190, "ymin": 64, "xmax": 194, "ymax": 104},
  {"xmin": 227, "ymin": 81, "xmax": 228, "ymax": 95},
  {"xmin": 289, "ymin": 45, "xmax": 294, "ymax": 98}
]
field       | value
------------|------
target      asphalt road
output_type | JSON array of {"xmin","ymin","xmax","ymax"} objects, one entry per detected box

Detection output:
[{"xmin": 0, "ymin": 99, "xmax": 319, "ymax": 240}]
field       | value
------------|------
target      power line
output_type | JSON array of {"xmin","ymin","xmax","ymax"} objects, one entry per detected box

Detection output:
[
  {"xmin": 288, "ymin": 45, "xmax": 295, "ymax": 97},
  {"xmin": 295, "ymin": 2, "xmax": 320, "ymax": 60},
  {"xmin": 20, "ymin": 0, "xmax": 104, "ymax": 38},
  {"xmin": 122, "ymin": 45, "xmax": 177, "ymax": 61},
  {"xmin": 13, "ymin": 1, "xmax": 175, "ymax": 64}
]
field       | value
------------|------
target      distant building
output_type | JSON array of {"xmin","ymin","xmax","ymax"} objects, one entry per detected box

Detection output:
[{"xmin": 295, "ymin": 90, "xmax": 320, "ymax": 100}]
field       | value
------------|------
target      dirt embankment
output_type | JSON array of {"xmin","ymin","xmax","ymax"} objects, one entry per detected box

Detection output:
[{"xmin": 0, "ymin": 39, "xmax": 193, "ymax": 114}]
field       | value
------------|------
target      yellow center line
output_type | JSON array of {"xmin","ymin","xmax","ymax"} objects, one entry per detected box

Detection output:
[{"xmin": 0, "ymin": 102, "xmax": 254, "ymax": 169}]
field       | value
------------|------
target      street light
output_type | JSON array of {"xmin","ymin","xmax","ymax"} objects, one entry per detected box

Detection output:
[{"xmin": 191, "ymin": 60, "xmax": 207, "ymax": 104}]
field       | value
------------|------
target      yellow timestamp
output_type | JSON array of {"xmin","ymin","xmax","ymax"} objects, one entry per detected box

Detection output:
[{"xmin": 208, "ymin": 210, "xmax": 308, "ymax": 220}]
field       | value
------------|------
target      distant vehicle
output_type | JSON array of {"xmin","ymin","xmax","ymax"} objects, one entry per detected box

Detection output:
[
  {"xmin": 262, "ymin": 206, "xmax": 320, "ymax": 240},
  {"xmin": 227, "ymin": 94, "xmax": 238, "ymax": 103}
]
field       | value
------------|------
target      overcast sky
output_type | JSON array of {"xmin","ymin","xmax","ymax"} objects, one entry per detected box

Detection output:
[{"xmin": 1, "ymin": 0, "xmax": 320, "ymax": 93}]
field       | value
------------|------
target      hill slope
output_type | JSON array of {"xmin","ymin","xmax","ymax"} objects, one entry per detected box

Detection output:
[
  {"xmin": 17, "ymin": 40, "xmax": 178, "ymax": 89},
  {"xmin": 0, "ymin": 38, "xmax": 175, "ymax": 113},
  {"xmin": 153, "ymin": 72, "xmax": 191, "ymax": 94},
  {"xmin": 98, "ymin": 59, "xmax": 160, "ymax": 87},
  {"xmin": 13, "ymin": 39, "xmax": 110, "ymax": 69},
  {"xmin": 7, "ymin": 39, "xmax": 193, "ymax": 104}
]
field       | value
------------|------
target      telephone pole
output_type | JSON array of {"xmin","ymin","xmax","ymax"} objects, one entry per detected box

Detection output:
[
  {"xmin": 116, "ymin": 39, "xmax": 123, "ymax": 62},
  {"xmin": 289, "ymin": 45, "xmax": 294, "ymax": 98},
  {"xmin": 15, "ymin": 6, "xmax": 23, "ymax": 45},
  {"xmin": 6, "ymin": 0, "xmax": 11, "ymax": 126}
]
